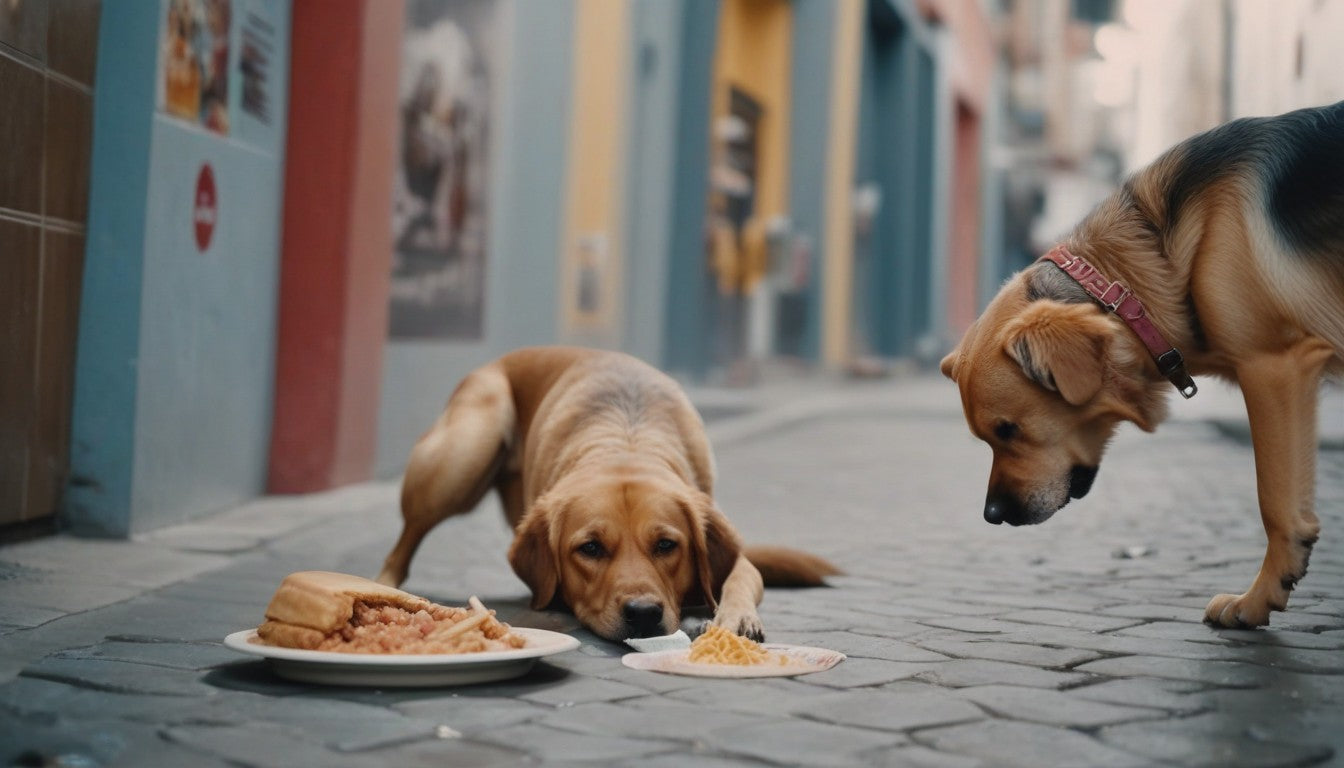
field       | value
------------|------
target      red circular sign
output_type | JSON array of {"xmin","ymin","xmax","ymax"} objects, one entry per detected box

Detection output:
[{"xmin": 194, "ymin": 164, "xmax": 217, "ymax": 252}]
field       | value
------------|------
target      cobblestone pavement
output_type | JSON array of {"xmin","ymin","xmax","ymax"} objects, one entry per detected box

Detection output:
[{"xmin": 2, "ymin": 376, "xmax": 1342, "ymax": 767}]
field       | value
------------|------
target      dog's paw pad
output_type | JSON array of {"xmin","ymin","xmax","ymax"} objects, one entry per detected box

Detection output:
[{"xmin": 1204, "ymin": 592, "xmax": 1270, "ymax": 628}]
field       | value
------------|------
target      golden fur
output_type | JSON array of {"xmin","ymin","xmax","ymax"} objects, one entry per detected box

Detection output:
[{"xmin": 378, "ymin": 346, "xmax": 837, "ymax": 641}]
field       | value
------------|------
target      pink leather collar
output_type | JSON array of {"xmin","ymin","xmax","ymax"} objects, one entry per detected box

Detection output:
[{"xmin": 1038, "ymin": 246, "xmax": 1197, "ymax": 399}]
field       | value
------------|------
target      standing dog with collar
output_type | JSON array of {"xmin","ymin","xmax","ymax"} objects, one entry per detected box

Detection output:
[{"xmin": 941, "ymin": 101, "xmax": 1343, "ymax": 628}]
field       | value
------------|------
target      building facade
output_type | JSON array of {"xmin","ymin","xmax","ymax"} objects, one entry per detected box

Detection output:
[{"xmin": 2, "ymin": 0, "xmax": 998, "ymax": 536}]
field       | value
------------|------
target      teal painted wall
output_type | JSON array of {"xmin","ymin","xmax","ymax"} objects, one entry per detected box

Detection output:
[
  {"xmin": 69, "ymin": 1, "xmax": 291, "ymax": 535},
  {"xmin": 661, "ymin": 0, "xmax": 720, "ymax": 377},
  {"xmin": 786, "ymin": 0, "xmax": 837, "ymax": 362},
  {"xmin": 622, "ymin": 0, "xmax": 684, "ymax": 368},
  {"xmin": 66, "ymin": 4, "xmax": 159, "ymax": 536}
]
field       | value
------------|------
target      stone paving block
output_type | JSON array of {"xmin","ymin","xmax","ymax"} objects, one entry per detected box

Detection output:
[
  {"xmin": 1076, "ymin": 655, "xmax": 1271, "ymax": 687},
  {"xmin": 392, "ymin": 694, "xmax": 553, "ymax": 734},
  {"xmin": 2, "ymin": 578, "xmax": 143, "ymax": 615},
  {"xmin": 20, "ymin": 655, "xmax": 219, "ymax": 697},
  {"xmin": 0, "ymin": 603, "xmax": 66, "ymax": 629},
  {"xmin": 635, "ymin": 755, "xmax": 778, "ymax": 768},
  {"xmin": 909, "ymin": 659, "xmax": 1092, "ymax": 690},
  {"xmin": 1114, "ymin": 619, "xmax": 1242, "ymax": 644},
  {"xmin": 1097, "ymin": 712, "xmax": 1335, "ymax": 768},
  {"xmin": 0, "ymin": 674, "xmax": 216, "ymax": 725},
  {"xmin": 2, "ymin": 714, "xmax": 235, "ymax": 768},
  {"xmin": 791, "ymin": 688, "xmax": 984, "ymax": 733},
  {"xmin": 916, "ymin": 719, "xmax": 1150, "ymax": 768},
  {"xmin": 998, "ymin": 609, "xmax": 1144, "ymax": 632},
  {"xmin": 914, "ymin": 616, "xmax": 1017, "ymax": 634},
  {"xmin": 1066, "ymin": 677, "xmax": 1212, "ymax": 715},
  {"xmin": 697, "ymin": 719, "xmax": 908, "ymax": 767},
  {"xmin": 200, "ymin": 660, "xmax": 320, "ymax": 696},
  {"xmin": 518, "ymin": 675, "xmax": 649, "ymax": 707},
  {"xmin": 354, "ymin": 735, "xmax": 533, "ymax": 768},
  {"xmin": 769, "ymin": 630, "xmax": 951, "ymax": 662},
  {"xmin": 208, "ymin": 691, "xmax": 445, "ymax": 753},
  {"xmin": 473, "ymin": 722, "xmax": 678, "ymax": 762},
  {"xmin": 953, "ymin": 684, "xmax": 1164, "ymax": 728},
  {"xmin": 537, "ymin": 698, "xmax": 772, "ymax": 740},
  {"xmin": 869, "ymin": 745, "xmax": 987, "ymax": 767},
  {"xmin": 803, "ymin": 657, "xmax": 936, "ymax": 688},
  {"xmin": 912, "ymin": 636, "xmax": 1103, "ymax": 668},
  {"xmin": 1099, "ymin": 602, "xmax": 1216, "ymax": 622},
  {"xmin": 52, "ymin": 639, "xmax": 241, "ymax": 671},
  {"xmin": 664, "ymin": 678, "xmax": 837, "ymax": 717},
  {"xmin": 2, "ymin": 538, "xmax": 230, "ymax": 590},
  {"xmin": 162, "ymin": 721, "xmax": 374, "ymax": 767}
]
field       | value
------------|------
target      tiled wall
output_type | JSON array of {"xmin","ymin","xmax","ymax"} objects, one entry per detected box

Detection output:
[{"xmin": 0, "ymin": 0, "xmax": 100, "ymax": 529}]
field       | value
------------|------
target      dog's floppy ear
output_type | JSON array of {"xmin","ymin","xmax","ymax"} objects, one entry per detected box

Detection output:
[
  {"xmin": 682, "ymin": 492, "xmax": 742, "ymax": 610},
  {"xmin": 508, "ymin": 495, "xmax": 562, "ymax": 610},
  {"xmin": 939, "ymin": 349, "xmax": 961, "ymax": 382},
  {"xmin": 1003, "ymin": 301, "xmax": 1112, "ymax": 405}
]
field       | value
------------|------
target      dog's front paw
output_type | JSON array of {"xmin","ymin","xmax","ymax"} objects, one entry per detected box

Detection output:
[
  {"xmin": 1204, "ymin": 592, "xmax": 1273, "ymax": 628},
  {"xmin": 711, "ymin": 607, "xmax": 764, "ymax": 643}
]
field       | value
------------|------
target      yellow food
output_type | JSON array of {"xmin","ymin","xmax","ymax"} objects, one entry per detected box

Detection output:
[{"xmin": 687, "ymin": 624, "xmax": 782, "ymax": 665}]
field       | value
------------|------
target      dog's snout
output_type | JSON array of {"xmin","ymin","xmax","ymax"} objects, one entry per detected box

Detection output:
[
  {"xmin": 622, "ymin": 600, "xmax": 665, "ymax": 638},
  {"xmin": 1069, "ymin": 465, "xmax": 1098, "ymax": 500}
]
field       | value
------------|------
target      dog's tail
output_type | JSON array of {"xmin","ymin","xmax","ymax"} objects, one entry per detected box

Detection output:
[{"xmin": 743, "ymin": 546, "xmax": 841, "ymax": 587}]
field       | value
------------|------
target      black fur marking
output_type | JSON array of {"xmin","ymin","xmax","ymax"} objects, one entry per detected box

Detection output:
[
  {"xmin": 1025, "ymin": 262, "xmax": 1092, "ymax": 305},
  {"xmin": 1010, "ymin": 337, "xmax": 1055, "ymax": 391},
  {"xmin": 1165, "ymin": 101, "xmax": 1344, "ymax": 261},
  {"xmin": 1268, "ymin": 101, "xmax": 1344, "ymax": 257}
]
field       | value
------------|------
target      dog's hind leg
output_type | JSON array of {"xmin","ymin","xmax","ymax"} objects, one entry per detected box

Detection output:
[
  {"xmin": 1205, "ymin": 338, "xmax": 1334, "ymax": 628},
  {"xmin": 377, "ymin": 365, "xmax": 516, "ymax": 587}
]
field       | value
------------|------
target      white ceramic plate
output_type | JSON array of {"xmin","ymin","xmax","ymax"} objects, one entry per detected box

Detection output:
[
  {"xmin": 223, "ymin": 627, "xmax": 580, "ymax": 687},
  {"xmin": 621, "ymin": 644, "xmax": 845, "ymax": 678}
]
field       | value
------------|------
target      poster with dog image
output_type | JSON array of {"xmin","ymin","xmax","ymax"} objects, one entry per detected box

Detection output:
[{"xmin": 388, "ymin": 0, "xmax": 498, "ymax": 339}]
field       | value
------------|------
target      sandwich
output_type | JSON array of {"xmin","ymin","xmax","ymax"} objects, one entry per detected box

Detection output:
[{"xmin": 255, "ymin": 571, "xmax": 525, "ymax": 654}]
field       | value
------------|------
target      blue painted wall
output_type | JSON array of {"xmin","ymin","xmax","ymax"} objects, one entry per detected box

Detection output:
[
  {"xmin": 661, "ymin": 0, "xmax": 720, "ymax": 378},
  {"xmin": 68, "ymin": 1, "xmax": 291, "ymax": 535}
]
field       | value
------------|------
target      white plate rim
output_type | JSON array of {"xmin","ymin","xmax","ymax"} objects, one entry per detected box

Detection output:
[
  {"xmin": 620, "ymin": 643, "xmax": 846, "ymax": 677},
  {"xmin": 223, "ymin": 626, "xmax": 580, "ymax": 666}
]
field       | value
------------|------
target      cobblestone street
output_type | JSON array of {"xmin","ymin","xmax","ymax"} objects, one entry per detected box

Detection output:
[{"xmin": 2, "ymin": 376, "xmax": 1342, "ymax": 767}]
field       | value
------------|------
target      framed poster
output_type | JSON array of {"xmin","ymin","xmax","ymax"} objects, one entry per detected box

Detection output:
[{"xmin": 388, "ymin": 0, "xmax": 498, "ymax": 339}]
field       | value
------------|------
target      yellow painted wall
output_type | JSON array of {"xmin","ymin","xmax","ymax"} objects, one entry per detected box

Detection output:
[
  {"xmin": 560, "ymin": 0, "xmax": 629, "ymax": 334},
  {"xmin": 821, "ymin": 0, "xmax": 863, "ymax": 365},
  {"xmin": 708, "ymin": 0, "xmax": 792, "ymax": 292}
]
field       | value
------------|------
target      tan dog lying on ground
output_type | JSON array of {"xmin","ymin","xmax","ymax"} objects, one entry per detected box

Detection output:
[
  {"xmin": 377, "ymin": 346, "xmax": 837, "ymax": 641},
  {"xmin": 942, "ymin": 101, "xmax": 1343, "ymax": 628}
]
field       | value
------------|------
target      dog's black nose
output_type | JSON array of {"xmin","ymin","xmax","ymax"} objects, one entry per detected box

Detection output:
[
  {"xmin": 1069, "ymin": 465, "xmax": 1098, "ymax": 499},
  {"xmin": 984, "ymin": 494, "xmax": 1025, "ymax": 525},
  {"xmin": 622, "ymin": 600, "xmax": 664, "ymax": 638},
  {"xmin": 984, "ymin": 499, "xmax": 1007, "ymax": 525}
]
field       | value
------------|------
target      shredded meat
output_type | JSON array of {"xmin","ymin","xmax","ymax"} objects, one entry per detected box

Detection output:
[{"xmin": 314, "ymin": 600, "xmax": 527, "ymax": 654}]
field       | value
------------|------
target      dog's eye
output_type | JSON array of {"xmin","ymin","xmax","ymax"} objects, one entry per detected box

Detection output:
[
  {"xmin": 577, "ymin": 540, "xmax": 606, "ymax": 558},
  {"xmin": 994, "ymin": 422, "xmax": 1020, "ymax": 442},
  {"xmin": 654, "ymin": 538, "xmax": 678, "ymax": 555}
]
